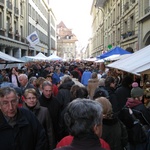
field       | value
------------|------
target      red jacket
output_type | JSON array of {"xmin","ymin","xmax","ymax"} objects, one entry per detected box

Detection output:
[{"xmin": 56, "ymin": 135, "xmax": 110, "ymax": 150}]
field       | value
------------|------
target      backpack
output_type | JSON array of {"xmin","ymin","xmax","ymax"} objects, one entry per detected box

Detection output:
[
  {"xmin": 94, "ymin": 86, "xmax": 109, "ymax": 99},
  {"xmin": 119, "ymin": 107, "xmax": 150, "ymax": 144}
]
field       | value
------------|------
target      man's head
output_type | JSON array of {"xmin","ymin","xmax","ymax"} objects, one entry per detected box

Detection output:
[
  {"xmin": 64, "ymin": 99, "xmax": 103, "ymax": 138},
  {"xmin": 105, "ymin": 76, "xmax": 115, "ymax": 88},
  {"xmin": 0, "ymin": 87, "xmax": 18, "ymax": 118},
  {"xmin": 18, "ymin": 74, "xmax": 28, "ymax": 87},
  {"xmin": 42, "ymin": 81, "xmax": 53, "ymax": 98},
  {"xmin": 70, "ymin": 70, "xmax": 79, "ymax": 79}
]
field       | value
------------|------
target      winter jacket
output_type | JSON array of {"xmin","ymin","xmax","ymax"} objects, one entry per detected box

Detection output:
[
  {"xmin": 22, "ymin": 101, "xmax": 54, "ymax": 150},
  {"xmin": 115, "ymin": 86, "xmax": 131, "ymax": 111},
  {"xmin": 39, "ymin": 94, "xmax": 61, "ymax": 144},
  {"xmin": 119, "ymin": 98, "xmax": 150, "ymax": 150},
  {"xmin": 0, "ymin": 108, "xmax": 46, "ymax": 150},
  {"xmin": 105, "ymin": 87, "xmax": 119, "ymax": 113},
  {"xmin": 54, "ymin": 134, "xmax": 106, "ymax": 150},
  {"xmin": 102, "ymin": 115, "xmax": 128, "ymax": 150},
  {"xmin": 56, "ymin": 80, "xmax": 74, "ymax": 112},
  {"xmin": 56, "ymin": 135, "xmax": 110, "ymax": 150},
  {"xmin": 81, "ymin": 70, "xmax": 92, "ymax": 86}
]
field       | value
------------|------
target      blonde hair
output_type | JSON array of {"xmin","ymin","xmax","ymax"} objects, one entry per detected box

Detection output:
[
  {"xmin": 95, "ymin": 97, "xmax": 113, "ymax": 118},
  {"xmin": 24, "ymin": 88, "xmax": 37, "ymax": 98}
]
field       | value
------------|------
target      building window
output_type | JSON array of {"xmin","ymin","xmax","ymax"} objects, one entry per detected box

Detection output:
[
  {"xmin": 117, "ymin": 3, "xmax": 120, "ymax": 19},
  {"xmin": 28, "ymin": 4, "xmax": 31, "ymax": 16},
  {"xmin": 124, "ymin": 20, "xmax": 127, "ymax": 33},
  {"xmin": 20, "ymin": 25, "xmax": 23, "ymax": 37},
  {"xmin": 0, "ymin": 12, "xmax": 2, "ymax": 28},
  {"xmin": 20, "ymin": 3, "xmax": 23, "ymax": 15},
  {"xmin": 14, "ymin": 21, "xmax": 17, "ymax": 33},
  {"xmin": 130, "ymin": 15, "xmax": 134, "ymax": 31},
  {"xmin": 144, "ymin": 0, "xmax": 150, "ymax": 14},
  {"xmin": 117, "ymin": 28, "xmax": 120, "ymax": 42},
  {"xmin": 7, "ymin": 17, "xmax": 11, "ymax": 32}
]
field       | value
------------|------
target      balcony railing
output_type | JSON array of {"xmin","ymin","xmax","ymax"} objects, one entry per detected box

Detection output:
[
  {"xmin": 121, "ymin": 30, "xmax": 135, "ymax": 39},
  {"xmin": 7, "ymin": 0, "xmax": 12, "ymax": 10},
  {"xmin": 8, "ymin": 31, "xmax": 13, "ymax": 39},
  {"xmin": 14, "ymin": 7, "xmax": 19, "ymax": 15},
  {"xmin": 15, "ymin": 34, "xmax": 20, "ymax": 41},
  {"xmin": 0, "ymin": 28, "xmax": 6, "ymax": 36},
  {"xmin": 145, "ymin": 6, "xmax": 150, "ymax": 15},
  {"xmin": 127, "ymin": 30, "xmax": 135, "ymax": 36}
]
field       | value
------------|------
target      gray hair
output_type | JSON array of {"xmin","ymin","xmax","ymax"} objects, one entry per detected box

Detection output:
[
  {"xmin": 64, "ymin": 98, "xmax": 103, "ymax": 137},
  {"xmin": 0, "ymin": 87, "xmax": 18, "ymax": 98},
  {"xmin": 42, "ymin": 80, "xmax": 52, "ymax": 89},
  {"xmin": 29, "ymin": 76, "xmax": 37, "ymax": 84},
  {"xmin": 18, "ymin": 74, "xmax": 28, "ymax": 80}
]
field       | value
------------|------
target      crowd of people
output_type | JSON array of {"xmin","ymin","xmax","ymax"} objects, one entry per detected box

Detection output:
[{"xmin": 0, "ymin": 60, "xmax": 150, "ymax": 150}]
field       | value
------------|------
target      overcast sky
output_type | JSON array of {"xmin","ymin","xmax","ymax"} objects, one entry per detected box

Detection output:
[{"xmin": 51, "ymin": 0, "xmax": 93, "ymax": 47}]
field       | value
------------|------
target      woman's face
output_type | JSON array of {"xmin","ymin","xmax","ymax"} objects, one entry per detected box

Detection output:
[
  {"xmin": 32, "ymin": 80, "xmax": 37, "ymax": 87},
  {"xmin": 24, "ymin": 93, "xmax": 37, "ymax": 107},
  {"xmin": 12, "ymin": 68, "xmax": 16, "ymax": 74}
]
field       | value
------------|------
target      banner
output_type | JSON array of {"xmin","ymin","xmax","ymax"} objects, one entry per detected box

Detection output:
[{"xmin": 26, "ymin": 31, "xmax": 39, "ymax": 46}]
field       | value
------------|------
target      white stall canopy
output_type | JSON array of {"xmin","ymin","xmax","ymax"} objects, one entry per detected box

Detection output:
[{"xmin": 107, "ymin": 45, "xmax": 150, "ymax": 74}]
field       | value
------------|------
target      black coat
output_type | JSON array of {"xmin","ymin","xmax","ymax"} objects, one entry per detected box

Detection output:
[
  {"xmin": 20, "ymin": 82, "xmax": 36, "ymax": 95},
  {"xmin": 39, "ymin": 94, "xmax": 61, "ymax": 144},
  {"xmin": 0, "ymin": 108, "xmax": 46, "ymax": 150},
  {"xmin": 115, "ymin": 86, "xmax": 131, "ymax": 111},
  {"xmin": 119, "ymin": 98, "xmax": 150, "ymax": 128},
  {"xmin": 105, "ymin": 87, "xmax": 119, "ymax": 113},
  {"xmin": 102, "ymin": 116, "xmax": 128, "ymax": 150},
  {"xmin": 56, "ymin": 80, "xmax": 74, "ymax": 112}
]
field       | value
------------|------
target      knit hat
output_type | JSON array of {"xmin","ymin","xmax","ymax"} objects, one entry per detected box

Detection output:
[{"xmin": 131, "ymin": 82, "xmax": 144, "ymax": 98}]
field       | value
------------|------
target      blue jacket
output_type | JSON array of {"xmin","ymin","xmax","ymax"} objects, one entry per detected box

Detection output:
[
  {"xmin": 81, "ymin": 70, "xmax": 92, "ymax": 86},
  {"xmin": 0, "ymin": 108, "xmax": 47, "ymax": 150}
]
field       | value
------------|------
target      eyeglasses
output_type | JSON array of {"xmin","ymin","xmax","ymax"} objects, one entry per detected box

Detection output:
[
  {"xmin": 0, "ymin": 99, "xmax": 18, "ymax": 107},
  {"xmin": 26, "ymin": 97, "xmax": 36, "ymax": 100}
]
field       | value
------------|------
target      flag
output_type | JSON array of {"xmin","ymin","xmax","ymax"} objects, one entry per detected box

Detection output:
[{"xmin": 26, "ymin": 31, "xmax": 39, "ymax": 46}]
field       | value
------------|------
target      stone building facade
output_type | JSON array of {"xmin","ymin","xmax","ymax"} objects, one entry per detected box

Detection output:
[
  {"xmin": 138, "ymin": 0, "xmax": 150, "ymax": 48},
  {"xmin": 0, "ymin": 0, "xmax": 57, "ymax": 58},
  {"xmin": 0, "ymin": 0, "xmax": 28, "ymax": 58},
  {"xmin": 56, "ymin": 21, "xmax": 78, "ymax": 61},
  {"xmin": 90, "ymin": 0, "xmax": 150, "ymax": 57}
]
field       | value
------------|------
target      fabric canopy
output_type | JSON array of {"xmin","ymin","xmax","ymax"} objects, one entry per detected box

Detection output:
[
  {"xmin": 84, "ymin": 57, "xmax": 97, "ymax": 62},
  {"xmin": 20, "ymin": 52, "xmax": 47, "ymax": 62},
  {"xmin": 107, "ymin": 45, "xmax": 150, "ymax": 74},
  {"xmin": 97, "ymin": 46, "xmax": 131, "ymax": 59},
  {"xmin": 0, "ymin": 51, "xmax": 25, "ymax": 64},
  {"xmin": 47, "ymin": 54, "xmax": 62, "ymax": 61},
  {"xmin": 34, "ymin": 52, "xmax": 47, "ymax": 59},
  {"xmin": 30, "ymin": 52, "xmax": 47, "ymax": 60},
  {"xmin": 110, "ymin": 54, "xmax": 132, "ymax": 61}
]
